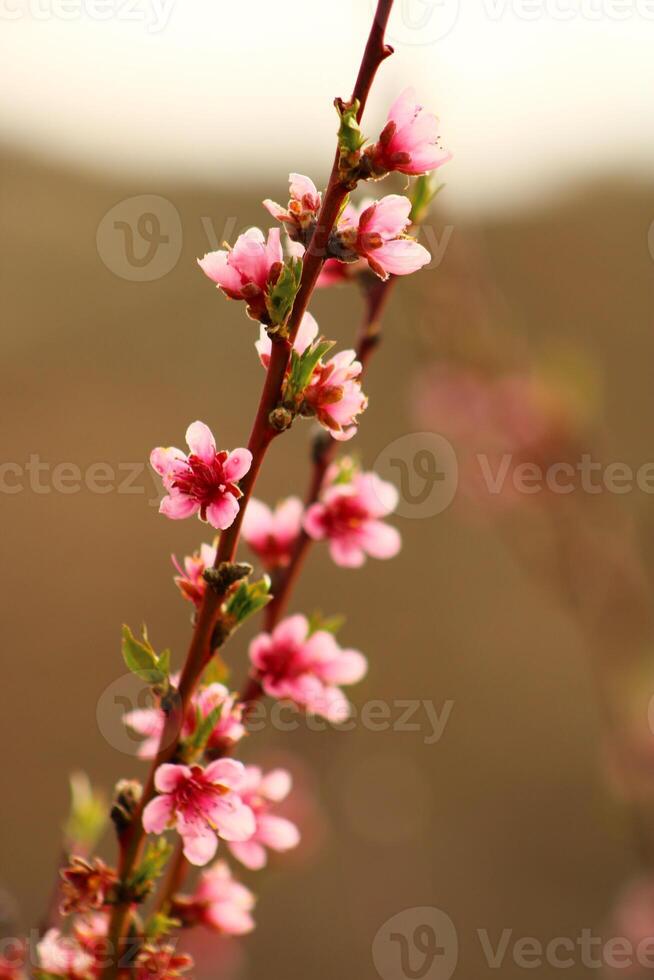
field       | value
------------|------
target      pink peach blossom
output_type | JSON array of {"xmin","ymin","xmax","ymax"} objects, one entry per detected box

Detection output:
[
  {"xmin": 192, "ymin": 861, "xmax": 256, "ymax": 935},
  {"xmin": 304, "ymin": 468, "xmax": 401, "ymax": 568},
  {"xmin": 37, "ymin": 931, "xmax": 96, "ymax": 980},
  {"xmin": 263, "ymin": 174, "xmax": 321, "ymax": 242},
  {"xmin": 172, "ymin": 540, "xmax": 217, "ymax": 608},
  {"xmin": 254, "ymin": 312, "xmax": 319, "ymax": 369},
  {"xmin": 125, "ymin": 681, "xmax": 245, "ymax": 760},
  {"xmin": 142, "ymin": 761, "xmax": 255, "ymax": 867},
  {"xmin": 198, "ymin": 228, "xmax": 283, "ymax": 321},
  {"xmin": 249, "ymin": 615, "xmax": 367, "ymax": 721},
  {"xmin": 227, "ymin": 766, "xmax": 300, "ymax": 870},
  {"xmin": 303, "ymin": 349, "xmax": 368, "ymax": 441},
  {"xmin": 351, "ymin": 195, "xmax": 430, "ymax": 280},
  {"xmin": 151, "ymin": 421, "xmax": 252, "ymax": 530},
  {"xmin": 242, "ymin": 497, "xmax": 303, "ymax": 570},
  {"xmin": 368, "ymin": 88, "xmax": 451, "ymax": 176}
]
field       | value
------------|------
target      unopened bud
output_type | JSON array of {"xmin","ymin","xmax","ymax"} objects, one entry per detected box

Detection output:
[
  {"xmin": 269, "ymin": 406, "xmax": 293, "ymax": 432},
  {"xmin": 111, "ymin": 779, "xmax": 142, "ymax": 836}
]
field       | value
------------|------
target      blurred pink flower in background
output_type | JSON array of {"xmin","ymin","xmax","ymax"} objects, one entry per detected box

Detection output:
[
  {"xmin": 242, "ymin": 497, "xmax": 304, "ymax": 570},
  {"xmin": 227, "ymin": 766, "xmax": 300, "ymax": 870},
  {"xmin": 191, "ymin": 861, "xmax": 256, "ymax": 935}
]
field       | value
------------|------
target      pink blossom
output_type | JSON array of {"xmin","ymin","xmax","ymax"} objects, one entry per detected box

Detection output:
[
  {"xmin": 249, "ymin": 615, "xmax": 367, "ymax": 721},
  {"xmin": 367, "ymin": 88, "xmax": 451, "ymax": 176},
  {"xmin": 254, "ymin": 312, "xmax": 319, "ymax": 369},
  {"xmin": 37, "ymin": 931, "xmax": 96, "ymax": 980},
  {"xmin": 350, "ymin": 195, "xmax": 430, "ymax": 280},
  {"xmin": 151, "ymin": 421, "xmax": 252, "ymax": 530},
  {"xmin": 263, "ymin": 174, "xmax": 321, "ymax": 243},
  {"xmin": 192, "ymin": 861, "xmax": 256, "ymax": 935},
  {"xmin": 242, "ymin": 497, "xmax": 303, "ymax": 570},
  {"xmin": 142, "ymin": 761, "xmax": 256, "ymax": 867},
  {"xmin": 303, "ymin": 349, "xmax": 368, "ymax": 441},
  {"xmin": 172, "ymin": 541, "xmax": 217, "ymax": 609},
  {"xmin": 316, "ymin": 258, "xmax": 360, "ymax": 288},
  {"xmin": 125, "ymin": 682, "xmax": 245, "ymax": 760},
  {"xmin": 198, "ymin": 227, "xmax": 283, "ymax": 321},
  {"xmin": 227, "ymin": 767, "xmax": 300, "ymax": 870},
  {"xmin": 304, "ymin": 468, "xmax": 401, "ymax": 568}
]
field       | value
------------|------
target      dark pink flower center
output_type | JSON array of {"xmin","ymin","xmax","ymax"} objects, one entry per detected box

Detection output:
[
  {"xmin": 173, "ymin": 452, "xmax": 241, "ymax": 521},
  {"xmin": 321, "ymin": 495, "xmax": 369, "ymax": 538},
  {"xmin": 260, "ymin": 641, "xmax": 306, "ymax": 684}
]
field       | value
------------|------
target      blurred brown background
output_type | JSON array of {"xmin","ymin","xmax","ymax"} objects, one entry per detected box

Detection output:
[{"xmin": 2, "ymin": 143, "xmax": 654, "ymax": 978}]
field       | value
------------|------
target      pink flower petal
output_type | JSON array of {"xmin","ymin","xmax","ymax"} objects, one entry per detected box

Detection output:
[
  {"xmin": 182, "ymin": 827, "xmax": 219, "ymax": 867},
  {"xmin": 289, "ymin": 173, "xmax": 319, "ymax": 203},
  {"xmin": 242, "ymin": 498, "xmax": 273, "ymax": 547},
  {"xmin": 303, "ymin": 503, "xmax": 328, "ymax": 540},
  {"xmin": 318, "ymin": 648, "xmax": 368, "ymax": 685},
  {"xmin": 273, "ymin": 497, "xmax": 304, "ymax": 540},
  {"xmin": 142, "ymin": 794, "xmax": 174, "ymax": 834},
  {"xmin": 204, "ymin": 758, "xmax": 246, "ymax": 789},
  {"xmin": 228, "ymin": 840, "xmax": 268, "ymax": 871},
  {"xmin": 259, "ymin": 768, "xmax": 292, "ymax": 802},
  {"xmin": 256, "ymin": 814, "xmax": 300, "ymax": 852},
  {"xmin": 329, "ymin": 536, "xmax": 366, "ymax": 568},
  {"xmin": 272, "ymin": 613, "xmax": 309, "ymax": 649},
  {"xmin": 206, "ymin": 903, "xmax": 256, "ymax": 935},
  {"xmin": 197, "ymin": 251, "xmax": 242, "ymax": 294},
  {"xmin": 294, "ymin": 312, "xmax": 320, "ymax": 354},
  {"xmin": 155, "ymin": 763, "xmax": 192, "ymax": 793},
  {"xmin": 371, "ymin": 239, "xmax": 431, "ymax": 277},
  {"xmin": 362, "ymin": 195, "xmax": 412, "ymax": 238},
  {"xmin": 150, "ymin": 446, "xmax": 187, "ymax": 479},
  {"xmin": 360, "ymin": 520, "xmax": 402, "ymax": 559},
  {"xmin": 214, "ymin": 800, "xmax": 257, "ymax": 842},
  {"xmin": 159, "ymin": 493, "xmax": 200, "ymax": 520},
  {"xmin": 205, "ymin": 494, "xmax": 240, "ymax": 531},
  {"xmin": 223, "ymin": 448, "xmax": 253, "ymax": 483},
  {"xmin": 388, "ymin": 87, "xmax": 419, "ymax": 129},
  {"xmin": 185, "ymin": 421, "xmax": 216, "ymax": 464}
]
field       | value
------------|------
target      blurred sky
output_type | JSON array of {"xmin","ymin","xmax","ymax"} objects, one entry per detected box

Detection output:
[{"xmin": 2, "ymin": 0, "xmax": 653, "ymax": 213}]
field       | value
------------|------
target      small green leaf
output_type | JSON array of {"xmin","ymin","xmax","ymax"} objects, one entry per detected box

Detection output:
[
  {"xmin": 409, "ymin": 174, "xmax": 445, "ymax": 225},
  {"xmin": 64, "ymin": 772, "xmax": 107, "ymax": 850},
  {"xmin": 122, "ymin": 625, "xmax": 169, "ymax": 689},
  {"xmin": 285, "ymin": 338, "xmax": 335, "ymax": 405},
  {"xmin": 188, "ymin": 702, "xmax": 224, "ymax": 756},
  {"xmin": 336, "ymin": 99, "xmax": 365, "ymax": 155},
  {"xmin": 145, "ymin": 912, "xmax": 182, "ymax": 941},
  {"xmin": 265, "ymin": 257, "xmax": 303, "ymax": 328},
  {"xmin": 225, "ymin": 576, "xmax": 273, "ymax": 628},
  {"xmin": 308, "ymin": 612, "xmax": 346, "ymax": 636},
  {"xmin": 129, "ymin": 838, "xmax": 173, "ymax": 901}
]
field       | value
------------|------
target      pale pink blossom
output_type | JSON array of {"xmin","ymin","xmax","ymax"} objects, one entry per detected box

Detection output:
[
  {"xmin": 151, "ymin": 421, "xmax": 252, "ymax": 530},
  {"xmin": 242, "ymin": 497, "xmax": 303, "ymax": 570},
  {"xmin": 254, "ymin": 312, "xmax": 319, "ymax": 369},
  {"xmin": 227, "ymin": 767, "xmax": 300, "ymax": 870},
  {"xmin": 125, "ymin": 681, "xmax": 245, "ymax": 760},
  {"xmin": 304, "ymin": 468, "xmax": 401, "ymax": 568},
  {"xmin": 192, "ymin": 861, "xmax": 256, "ymax": 935},
  {"xmin": 172, "ymin": 540, "xmax": 217, "ymax": 609},
  {"xmin": 198, "ymin": 227, "xmax": 283, "ymax": 321},
  {"xmin": 367, "ymin": 88, "xmax": 451, "ymax": 176},
  {"xmin": 303, "ymin": 349, "xmax": 368, "ymax": 441},
  {"xmin": 249, "ymin": 615, "xmax": 367, "ymax": 721},
  {"xmin": 37, "ymin": 931, "xmax": 96, "ymax": 980},
  {"xmin": 142, "ymin": 761, "xmax": 255, "ymax": 867},
  {"xmin": 263, "ymin": 174, "xmax": 321, "ymax": 243},
  {"xmin": 349, "ymin": 195, "xmax": 430, "ymax": 280}
]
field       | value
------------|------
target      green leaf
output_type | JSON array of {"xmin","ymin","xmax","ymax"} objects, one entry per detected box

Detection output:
[
  {"xmin": 145, "ymin": 912, "xmax": 182, "ymax": 941},
  {"xmin": 308, "ymin": 612, "xmax": 346, "ymax": 636},
  {"xmin": 122, "ymin": 625, "xmax": 169, "ymax": 689},
  {"xmin": 225, "ymin": 576, "xmax": 273, "ymax": 628},
  {"xmin": 64, "ymin": 772, "xmax": 107, "ymax": 850},
  {"xmin": 129, "ymin": 838, "xmax": 173, "ymax": 901},
  {"xmin": 265, "ymin": 257, "xmax": 303, "ymax": 328},
  {"xmin": 285, "ymin": 338, "xmax": 335, "ymax": 405},
  {"xmin": 190, "ymin": 703, "xmax": 223, "ymax": 754},
  {"xmin": 336, "ymin": 99, "xmax": 365, "ymax": 155},
  {"xmin": 409, "ymin": 174, "xmax": 445, "ymax": 225}
]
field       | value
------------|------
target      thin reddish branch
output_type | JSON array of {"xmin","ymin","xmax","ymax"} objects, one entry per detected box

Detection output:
[{"xmin": 102, "ymin": 3, "xmax": 395, "ymax": 971}]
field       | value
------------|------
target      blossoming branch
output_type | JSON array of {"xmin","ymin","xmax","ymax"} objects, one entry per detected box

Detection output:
[{"xmin": 7, "ymin": 3, "xmax": 453, "ymax": 979}]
